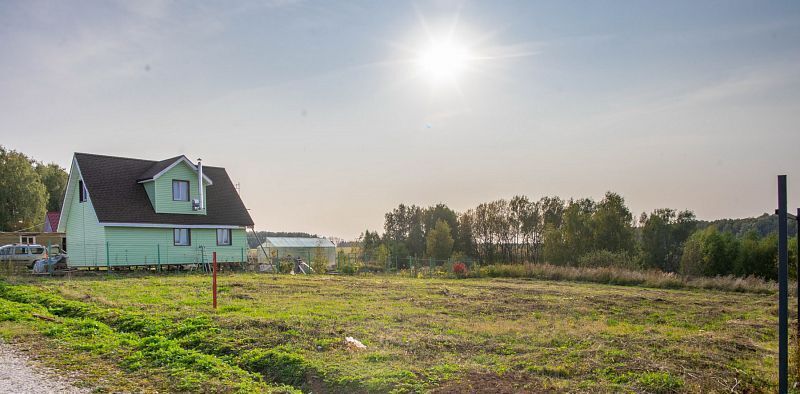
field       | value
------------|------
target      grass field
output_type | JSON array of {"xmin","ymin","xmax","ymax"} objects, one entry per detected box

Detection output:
[{"xmin": 0, "ymin": 273, "xmax": 784, "ymax": 393}]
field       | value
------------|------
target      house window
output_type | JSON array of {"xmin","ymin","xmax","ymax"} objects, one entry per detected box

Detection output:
[
  {"xmin": 78, "ymin": 180, "xmax": 87, "ymax": 203},
  {"xmin": 174, "ymin": 228, "xmax": 191, "ymax": 246},
  {"xmin": 19, "ymin": 236, "xmax": 35, "ymax": 244},
  {"xmin": 172, "ymin": 180, "xmax": 189, "ymax": 201},
  {"xmin": 216, "ymin": 229, "xmax": 231, "ymax": 246}
]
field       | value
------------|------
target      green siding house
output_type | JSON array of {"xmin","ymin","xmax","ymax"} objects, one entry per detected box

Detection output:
[{"xmin": 57, "ymin": 153, "xmax": 254, "ymax": 267}]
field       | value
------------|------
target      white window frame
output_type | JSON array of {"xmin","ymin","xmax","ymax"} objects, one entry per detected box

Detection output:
[
  {"xmin": 216, "ymin": 229, "xmax": 232, "ymax": 246},
  {"xmin": 173, "ymin": 228, "xmax": 191, "ymax": 246},
  {"xmin": 19, "ymin": 236, "xmax": 35, "ymax": 244},
  {"xmin": 172, "ymin": 180, "xmax": 190, "ymax": 202}
]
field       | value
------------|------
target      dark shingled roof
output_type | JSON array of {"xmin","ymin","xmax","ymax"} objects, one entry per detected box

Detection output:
[
  {"xmin": 74, "ymin": 153, "xmax": 254, "ymax": 226},
  {"xmin": 137, "ymin": 155, "xmax": 186, "ymax": 182}
]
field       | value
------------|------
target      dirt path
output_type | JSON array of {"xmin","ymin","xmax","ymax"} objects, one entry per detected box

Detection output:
[{"xmin": 0, "ymin": 341, "xmax": 89, "ymax": 394}]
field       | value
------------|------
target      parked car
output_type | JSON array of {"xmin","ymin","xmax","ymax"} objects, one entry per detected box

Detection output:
[{"xmin": 0, "ymin": 244, "xmax": 48, "ymax": 267}]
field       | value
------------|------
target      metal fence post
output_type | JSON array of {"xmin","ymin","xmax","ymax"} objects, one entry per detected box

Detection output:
[
  {"xmin": 777, "ymin": 175, "xmax": 788, "ymax": 394},
  {"xmin": 106, "ymin": 241, "xmax": 111, "ymax": 272},
  {"xmin": 157, "ymin": 244, "xmax": 161, "ymax": 271},
  {"xmin": 212, "ymin": 252, "xmax": 218, "ymax": 309},
  {"xmin": 47, "ymin": 241, "xmax": 53, "ymax": 274}
]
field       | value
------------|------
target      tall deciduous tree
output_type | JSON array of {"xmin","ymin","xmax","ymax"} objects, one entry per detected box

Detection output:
[
  {"xmin": 360, "ymin": 230, "xmax": 382, "ymax": 260},
  {"xmin": 0, "ymin": 146, "xmax": 48, "ymax": 231},
  {"xmin": 591, "ymin": 192, "xmax": 634, "ymax": 253},
  {"xmin": 426, "ymin": 219, "xmax": 454, "ymax": 260},
  {"xmin": 35, "ymin": 162, "xmax": 68, "ymax": 212},
  {"xmin": 640, "ymin": 208, "xmax": 697, "ymax": 272}
]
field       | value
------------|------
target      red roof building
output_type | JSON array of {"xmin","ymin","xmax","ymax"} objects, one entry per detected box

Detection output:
[{"xmin": 43, "ymin": 211, "xmax": 60, "ymax": 232}]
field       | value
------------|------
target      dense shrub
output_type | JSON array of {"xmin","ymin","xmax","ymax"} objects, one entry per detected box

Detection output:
[
  {"xmin": 680, "ymin": 228, "xmax": 779, "ymax": 280},
  {"xmin": 340, "ymin": 264, "xmax": 357, "ymax": 275},
  {"xmin": 452, "ymin": 262, "xmax": 468, "ymax": 278}
]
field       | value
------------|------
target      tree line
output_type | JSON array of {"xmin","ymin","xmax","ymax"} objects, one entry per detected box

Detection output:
[
  {"xmin": 0, "ymin": 146, "xmax": 68, "ymax": 231},
  {"xmin": 358, "ymin": 193, "xmax": 797, "ymax": 280}
]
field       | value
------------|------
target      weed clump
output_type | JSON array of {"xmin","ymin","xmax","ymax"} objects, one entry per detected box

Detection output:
[
  {"xmin": 635, "ymin": 371, "xmax": 684, "ymax": 393},
  {"xmin": 240, "ymin": 347, "xmax": 313, "ymax": 387}
]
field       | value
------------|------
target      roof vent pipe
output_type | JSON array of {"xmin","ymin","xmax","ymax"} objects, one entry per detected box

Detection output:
[{"xmin": 197, "ymin": 158, "xmax": 204, "ymax": 210}]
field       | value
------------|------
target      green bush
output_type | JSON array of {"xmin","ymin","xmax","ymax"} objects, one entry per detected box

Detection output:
[{"xmin": 340, "ymin": 263, "xmax": 358, "ymax": 275}]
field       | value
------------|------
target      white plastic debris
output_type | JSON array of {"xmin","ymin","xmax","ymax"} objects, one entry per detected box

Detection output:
[{"xmin": 345, "ymin": 336, "xmax": 367, "ymax": 350}]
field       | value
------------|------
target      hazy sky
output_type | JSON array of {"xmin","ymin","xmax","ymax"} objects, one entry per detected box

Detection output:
[{"xmin": 1, "ymin": 1, "xmax": 799, "ymax": 239}]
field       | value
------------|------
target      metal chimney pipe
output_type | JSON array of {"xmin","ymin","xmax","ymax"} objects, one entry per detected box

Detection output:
[{"xmin": 197, "ymin": 158, "xmax": 204, "ymax": 210}]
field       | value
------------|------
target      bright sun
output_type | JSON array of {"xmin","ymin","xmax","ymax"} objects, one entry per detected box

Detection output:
[{"xmin": 416, "ymin": 39, "xmax": 472, "ymax": 84}]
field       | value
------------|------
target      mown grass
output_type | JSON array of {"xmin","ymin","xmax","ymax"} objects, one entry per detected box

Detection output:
[{"xmin": 0, "ymin": 273, "xmax": 786, "ymax": 392}]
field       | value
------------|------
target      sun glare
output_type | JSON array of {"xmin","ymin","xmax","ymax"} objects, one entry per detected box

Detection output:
[{"xmin": 416, "ymin": 39, "xmax": 472, "ymax": 84}]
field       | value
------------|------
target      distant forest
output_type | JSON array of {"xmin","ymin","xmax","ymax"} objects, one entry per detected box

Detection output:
[
  {"xmin": 698, "ymin": 214, "xmax": 797, "ymax": 238},
  {"xmin": 354, "ymin": 194, "xmax": 799, "ymax": 281}
]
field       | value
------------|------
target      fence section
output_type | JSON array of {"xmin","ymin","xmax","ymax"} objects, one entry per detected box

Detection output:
[
  {"xmin": 67, "ymin": 242, "xmax": 247, "ymax": 269},
  {"xmin": 333, "ymin": 253, "xmax": 478, "ymax": 277}
]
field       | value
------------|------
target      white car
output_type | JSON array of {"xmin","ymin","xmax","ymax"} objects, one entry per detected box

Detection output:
[{"xmin": 0, "ymin": 244, "xmax": 48, "ymax": 267}]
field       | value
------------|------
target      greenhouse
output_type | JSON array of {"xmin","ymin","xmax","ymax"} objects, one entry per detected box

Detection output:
[{"xmin": 258, "ymin": 237, "xmax": 336, "ymax": 267}]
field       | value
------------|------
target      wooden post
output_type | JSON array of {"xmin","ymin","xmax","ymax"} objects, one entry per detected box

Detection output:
[{"xmin": 212, "ymin": 252, "xmax": 218, "ymax": 310}]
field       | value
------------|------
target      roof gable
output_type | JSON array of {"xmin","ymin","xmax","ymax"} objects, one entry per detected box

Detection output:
[
  {"xmin": 44, "ymin": 211, "xmax": 60, "ymax": 232},
  {"xmin": 72, "ymin": 153, "xmax": 253, "ymax": 227},
  {"xmin": 137, "ymin": 155, "xmax": 213, "ymax": 185}
]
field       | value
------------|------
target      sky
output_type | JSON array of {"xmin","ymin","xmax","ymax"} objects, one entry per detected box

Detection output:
[{"xmin": 1, "ymin": 0, "xmax": 799, "ymax": 240}]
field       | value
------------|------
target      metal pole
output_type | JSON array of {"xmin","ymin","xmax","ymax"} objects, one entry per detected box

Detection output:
[
  {"xmin": 778, "ymin": 175, "xmax": 788, "ymax": 394},
  {"xmin": 212, "ymin": 252, "xmax": 218, "ymax": 310}
]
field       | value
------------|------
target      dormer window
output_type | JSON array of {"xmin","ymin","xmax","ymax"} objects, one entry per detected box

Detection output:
[{"xmin": 172, "ymin": 180, "xmax": 189, "ymax": 201}]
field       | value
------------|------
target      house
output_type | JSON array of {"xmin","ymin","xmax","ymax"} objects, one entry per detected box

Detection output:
[
  {"xmin": 258, "ymin": 237, "xmax": 336, "ymax": 267},
  {"xmin": 43, "ymin": 211, "xmax": 60, "ymax": 232},
  {"xmin": 0, "ymin": 232, "xmax": 65, "ymax": 250},
  {"xmin": 57, "ymin": 153, "xmax": 253, "ymax": 267}
]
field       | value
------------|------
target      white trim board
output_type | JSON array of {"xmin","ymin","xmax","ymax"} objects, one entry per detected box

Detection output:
[
  {"xmin": 137, "ymin": 156, "xmax": 213, "ymax": 185},
  {"xmin": 57, "ymin": 156, "xmax": 92, "ymax": 232},
  {"xmin": 100, "ymin": 222, "xmax": 244, "ymax": 229}
]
